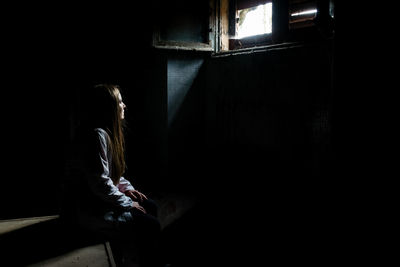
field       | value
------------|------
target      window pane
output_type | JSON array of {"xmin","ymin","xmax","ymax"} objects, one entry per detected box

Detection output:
[{"xmin": 237, "ymin": 2, "xmax": 272, "ymax": 39}]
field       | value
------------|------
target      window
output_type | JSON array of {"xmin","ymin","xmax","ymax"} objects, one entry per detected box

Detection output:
[
  {"xmin": 221, "ymin": 0, "xmax": 274, "ymax": 51},
  {"xmin": 236, "ymin": 2, "xmax": 272, "ymax": 38},
  {"xmin": 216, "ymin": 0, "xmax": 335, "ymax": 53}
]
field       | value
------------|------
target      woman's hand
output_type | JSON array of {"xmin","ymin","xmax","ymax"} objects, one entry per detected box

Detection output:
[
  {"xmin": 132, "ymin": 201, "xmax": 147, "ymax": 214},
  {"xmin": 125, "ymin": 190, "xmax": 148, "ymax": 203}
]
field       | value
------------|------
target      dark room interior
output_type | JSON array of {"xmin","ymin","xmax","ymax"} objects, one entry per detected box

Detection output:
[{"xmin": 0, "ymin": 0, "xmax": 343, "ymax": 266}]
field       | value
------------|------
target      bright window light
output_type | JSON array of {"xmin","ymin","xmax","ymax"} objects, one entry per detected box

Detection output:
[
  {"xmin": 291, "ymin": 9, "xmax": 317, "ymax": 17},
  {"xmin": 237, "ymin": 3, "xmax": 272, "ymax": 39}
]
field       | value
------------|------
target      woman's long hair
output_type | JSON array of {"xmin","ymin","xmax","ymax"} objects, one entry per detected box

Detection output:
[{"xmin": 79, "ymin": 83, "xmax": 126, "ymax": 185}]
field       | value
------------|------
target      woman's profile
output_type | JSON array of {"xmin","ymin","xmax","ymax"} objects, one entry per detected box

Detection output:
[{"xmin": 62, "ymin": 83, "xmax": 162, "ymax": 267}]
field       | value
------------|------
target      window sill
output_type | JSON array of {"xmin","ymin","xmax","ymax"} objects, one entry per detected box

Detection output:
[
  {"xmin": 153, "ymin": 42, "xmax": 214, "ymax": 52},
  {"xmin": 211, "ymin": 38, "xmax": 332, "ymax": 58}
]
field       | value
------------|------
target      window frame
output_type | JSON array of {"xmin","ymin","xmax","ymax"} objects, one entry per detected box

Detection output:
[{"xmin": 216, "ymin": 0, "xmax": 283, "ymax": 52}]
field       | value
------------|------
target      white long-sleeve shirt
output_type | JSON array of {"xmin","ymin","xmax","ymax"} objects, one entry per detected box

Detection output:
[
  {"xmin": 63, "ymin": 127, "xmax": 136, "ymax": 230},
  {"xmin": 84, "ymin": 128, "xmax": 134, "ymax": 210}
]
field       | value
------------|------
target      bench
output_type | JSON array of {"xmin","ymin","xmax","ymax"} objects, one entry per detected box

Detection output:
[{"xmin": 0, "ymin": 215, "xmax": 116, "ymax": 267}]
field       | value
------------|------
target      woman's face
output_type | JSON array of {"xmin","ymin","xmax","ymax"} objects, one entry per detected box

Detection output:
[{"xmin": 117, "ymin": 92, "xmax": 126, "ymax": 120}]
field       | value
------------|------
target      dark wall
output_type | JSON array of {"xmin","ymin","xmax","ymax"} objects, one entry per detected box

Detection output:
[
  {"xmin": 204, "ymin": 42, "xmax": 335, "ymax": 195},
  {"xmin": 159, "ymin": 0, "xmax": 210, "ymax": 43},
  {"xmin": 155, "ymin": 39, "xmax": 336, "ymax": 264}
]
